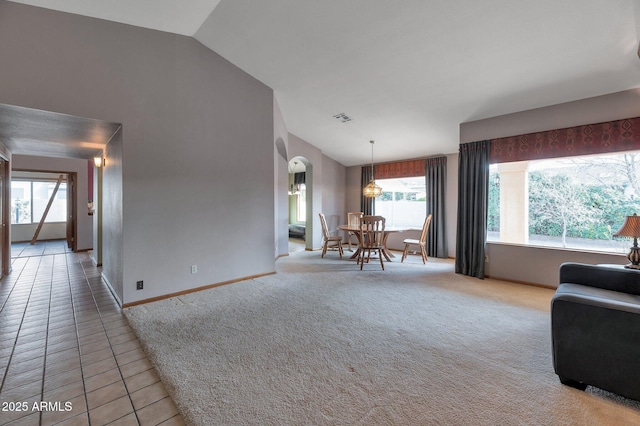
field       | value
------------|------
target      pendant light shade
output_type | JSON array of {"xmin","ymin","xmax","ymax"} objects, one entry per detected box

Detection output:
[
  {"xmin": 363, "ymin": 181, "xmax": 382, "ymax": 197},
  {"xmin": 363, "ymin": 140, "xmax": 382, "ymax": 197}
]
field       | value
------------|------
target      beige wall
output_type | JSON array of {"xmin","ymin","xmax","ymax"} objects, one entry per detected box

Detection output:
[
  {"xmin": 461, "ymin": 89, "xmax": 640, "ymax": 287},
  {"xmin": 12, "ymin": 223, "xmax": 67, "ymax": 243},
  {"xmin": 274, "ymin": 97, "xmax": 290, "ymax": 258},
  {"xmin": 320, "ymin": 153, "xmax": 347, "ymax": 239},
  {"xmin": 460, "ymin": 89, "xmax": 640, "ymax": 143},
  {"xmin": 103, "ymin": 129, "xmax": 123, "ymax": 302},
  {"xmin": 0, "ymin": 2, "xmax": 274, "ymax": 304}
]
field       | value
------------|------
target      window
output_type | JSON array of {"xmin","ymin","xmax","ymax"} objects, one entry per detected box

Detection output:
[
  {"xmin": 11, "ymin": 179, "xmax": 67, "ymax": 225},
  {"xmin": 296, "ymin": 183, "xmax": 306, "ymax": 222},
  {"xmin": 488, "ymin": 152, "xmax": 640, "ymax": 253},
  {"xmin": 375, "ymin": 177, "xmax": 426, "ymax": 228},
  {"xmin": 11, "ymin": 181, "xmax": 32, "ymax": 224}
]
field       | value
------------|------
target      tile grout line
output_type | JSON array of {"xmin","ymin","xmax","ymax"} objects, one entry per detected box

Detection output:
[
  {"xmin": 0, "ymin": 256, "xmax": 43, "ymax": 399},
  {"xmin": 0, "ymin": 257, "xmax": 25, "ymax": 313},
  {"xmin": 39, "ymin": 253, "xmax": 57, "ymax": 425},
  {"xmin": 58, "ymin": 251, "xmax": 92, "ymax": 426},
  {"xmin": 76, "ymin": 253, "xmax": 142, "ymax": 426}
]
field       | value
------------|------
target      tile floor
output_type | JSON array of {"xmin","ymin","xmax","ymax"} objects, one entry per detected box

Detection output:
[{"xmin": 1, "ymin": 241, "xmax": 184, "ymax": 425}]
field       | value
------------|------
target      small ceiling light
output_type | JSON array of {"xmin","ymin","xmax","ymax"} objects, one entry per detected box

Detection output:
[
  {"xmin": 288, "ymin": 161, "xmax": 301, "ymax": 195},
  {"xmin": 363, "ymin": 140, "xmax": 382, "ymax": 198}
]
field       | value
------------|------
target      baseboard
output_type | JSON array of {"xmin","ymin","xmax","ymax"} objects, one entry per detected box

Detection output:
[
  {"xmin": 101, "ymin": 273, "xmax": 123, "ymax": 307},
  {"xmin": 122, "ymin": 271, "xmax": 277, "ymax": 308},
  {"xmin": 485, "ymin": 274, "xmax": 556, "ymax": 290},
  {"xmin": 87, "ymin": 253, "xmax": 103, "ymax": 267}
]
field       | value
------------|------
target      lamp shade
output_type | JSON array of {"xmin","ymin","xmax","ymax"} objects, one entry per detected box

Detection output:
[
  {"xmin": 614, "ymin": 213, "xmax": 640, "ymax": 238},
  {"xmin": 363, "ymin": 180, "xmax": 382, "ymax": 198}
]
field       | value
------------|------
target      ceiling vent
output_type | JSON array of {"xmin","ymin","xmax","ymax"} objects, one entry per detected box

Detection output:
[{"xmin": 333, "ymin": 113, "xmax": 352, "ymax": 123}]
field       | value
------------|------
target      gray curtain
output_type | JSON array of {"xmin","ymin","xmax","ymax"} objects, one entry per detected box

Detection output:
[
  {"xmin": 361, "ymin": 165, "xmax": 375, "ymax": 215},
  {"xmin": 455, "ymin": 140, "xmax": 490, "ymax": 279},
  {"xmin": 425, "ymin": 156, "xmax": 448, "ymax": 258}
]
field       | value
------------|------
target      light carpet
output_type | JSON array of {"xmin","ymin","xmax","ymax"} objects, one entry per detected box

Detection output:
[{"xmin": 125, "ymin": 251, "xmax": 640, "ymax": 425}]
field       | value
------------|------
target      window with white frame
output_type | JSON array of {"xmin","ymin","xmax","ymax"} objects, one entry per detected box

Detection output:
[
  {"xmin": 11, "ymin": 179, "xmax": 67, "ymax": 224},
  {"xmin": 488, "ymin": 151, "xmax": 640, "ymax": 253},
  {"xmin": 296, "ymin": 183, "xmax": 306, "ymax": 222},
  {"xmin": 375, "ymin": 176, "xmax": 426, "ymax": 228}
]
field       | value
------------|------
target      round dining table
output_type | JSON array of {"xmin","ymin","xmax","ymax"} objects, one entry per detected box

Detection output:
[{"xmin": 337, "ymin": 225, "xmax": 405, "ymax": 261}]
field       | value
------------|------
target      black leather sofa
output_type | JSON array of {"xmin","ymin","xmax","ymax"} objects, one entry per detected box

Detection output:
[{"xmin": 551, "ymin": 262, "xmax": 640, "ymax": 400}]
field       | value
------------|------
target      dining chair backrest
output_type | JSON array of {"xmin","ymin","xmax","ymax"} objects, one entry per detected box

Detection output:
[
  {"xmin": 347, "ymin": 211, "xmax": 363, "ymax": 229},
  {"xmin": 360, "ymin": 215, "xmax": 385, "ymax": 247},
  {"xmin": 419, "ymin": 214, "xmax": 433, "ymax": 243},
  {"xmin": 319, "ymin": 212, "xmax": 331, "ymax": 239}
]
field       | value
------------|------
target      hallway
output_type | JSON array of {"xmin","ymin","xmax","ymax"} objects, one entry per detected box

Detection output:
[{"xmin": 0, "ymin": 244, "xmax": 183, "ymax": 425}]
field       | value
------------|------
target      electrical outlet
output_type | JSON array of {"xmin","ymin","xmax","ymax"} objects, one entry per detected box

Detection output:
[
  {"xmin": 191, "ymin": 265, "xmax": 197, "ymax": 274},
  {"xmin": 485, "ymin": 255, "xmax": 489, "ymax": 263},
  {"xmin": 136, "ymin": 280, "xmax": 144, "ymax": 290}
]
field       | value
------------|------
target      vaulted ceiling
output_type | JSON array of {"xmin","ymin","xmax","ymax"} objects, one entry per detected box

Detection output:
[{"xmin": 6, "ymin": 0, "xmax": 640, "ymax": 165}]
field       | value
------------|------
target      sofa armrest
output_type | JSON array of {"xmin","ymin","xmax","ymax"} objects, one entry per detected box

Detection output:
[
  {"xmin": 551, "ymin": 282, "xmax": 640, "ymax": 400},
  {"xmin": 559, "ymin": 262, "xmax": 640, "ymax": 296}
]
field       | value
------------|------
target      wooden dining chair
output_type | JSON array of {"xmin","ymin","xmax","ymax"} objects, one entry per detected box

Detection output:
[
  {"xmin": 319, "ymin": 213, "xmax": 343, "ymax": 258},
  {"xmin": 358, "ymin": 215, "xmax": 386, "ymax": 270},
  {"xmin": 401, "ymin": 214, "xmax": 432, "ymax": 263},
  {"xmin": 346, "ymin": 211, "xmax": 363, "ymax": 251}
]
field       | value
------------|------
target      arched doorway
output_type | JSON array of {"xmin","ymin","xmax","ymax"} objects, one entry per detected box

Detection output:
[{"xmin": 287, "ymin": 157, "xmax": 312, "ymax": 252}]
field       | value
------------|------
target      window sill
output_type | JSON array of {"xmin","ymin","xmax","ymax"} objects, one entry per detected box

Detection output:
[
  {"xmin": 486, "ymin": 240, "xmax": 628, "ymax": 257},
  {"xmin": 12, "ymin": 222, "xmax": 67, "ymax": 226}
]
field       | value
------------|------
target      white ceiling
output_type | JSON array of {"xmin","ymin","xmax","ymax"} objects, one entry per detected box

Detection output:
[
  {"xmin": 7, "ymin": 0, "xmax": 222, "ymax": 35},
  {"xmin": 7, "ymin": 0, "xmax": 640, "ymax": 166}
]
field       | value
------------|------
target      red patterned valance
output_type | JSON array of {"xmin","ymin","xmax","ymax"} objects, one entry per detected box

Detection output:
[
  {"xmin": 490, "ymin": 116, "xmax": 640, "ymax": 163},
  {"xmin": 375, "ymin": 159, "xmax": 425, "ymax": 179},
  {"xmin": 425, "ymin": 156, "xmax": 447, "ymax": 167}
]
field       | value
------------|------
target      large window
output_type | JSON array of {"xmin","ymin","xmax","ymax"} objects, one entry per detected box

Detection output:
[
  {"xmin": 376, "ymin": 177, "xmax": 426, "ymax": 228},
  {"xmin": 11, "ymin": 179, "xmax": 67, "ymax": 224},
  {"xmin": 488, "ymin": 152, "xmax": 640, "ymax": 253},
  {"xmin": 296, "ymin": 183, "xmax": 306, "ymax": 222}
]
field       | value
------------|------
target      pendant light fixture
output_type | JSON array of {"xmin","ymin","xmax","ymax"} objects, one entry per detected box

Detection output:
[
  {"xmin": 288, "ymin": 161, "xmax": 301, "ymax": 195},
  {"xmin": 363, "ymin": 140, "xmax": 382, "ymax": 197}
]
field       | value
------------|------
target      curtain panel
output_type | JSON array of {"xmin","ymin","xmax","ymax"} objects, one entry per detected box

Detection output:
[
  {"xmin": 425, "ymin": 156, "xmax": 448, "ymax": 258},
  {"xmin": 360, "ymin": 166, "xmax": 374, "ymax": 215},
  {"xmin": 456, "ymin": 140, "xmax": 490, "ymax": 279},
  {"xmin": 490, "ymin": 116, "xmax": 640, "ymax": 163}
]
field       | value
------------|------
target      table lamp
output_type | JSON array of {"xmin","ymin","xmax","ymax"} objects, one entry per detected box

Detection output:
[{"xmin": 614, "ymin": 213, "xmax": 640, "ymax": 269}]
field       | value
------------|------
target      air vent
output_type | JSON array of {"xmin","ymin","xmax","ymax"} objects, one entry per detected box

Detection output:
[{"xmin": 333, "ymin": 113, "xmax": 352, "ymax": 123}]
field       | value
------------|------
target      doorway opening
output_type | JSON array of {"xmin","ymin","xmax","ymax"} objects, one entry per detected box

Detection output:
[
  {"xmin": 288, "ymin": 158, "xmax": 308, "ymax": 252},
  {"xmin": 10, "ymin": 170, "xmax": 77, "ymax": 252}
]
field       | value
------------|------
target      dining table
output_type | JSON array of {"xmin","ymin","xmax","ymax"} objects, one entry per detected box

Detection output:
[{"xmin": 337, "ymin": 224, "xmax": 406, "ymax": 261}]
